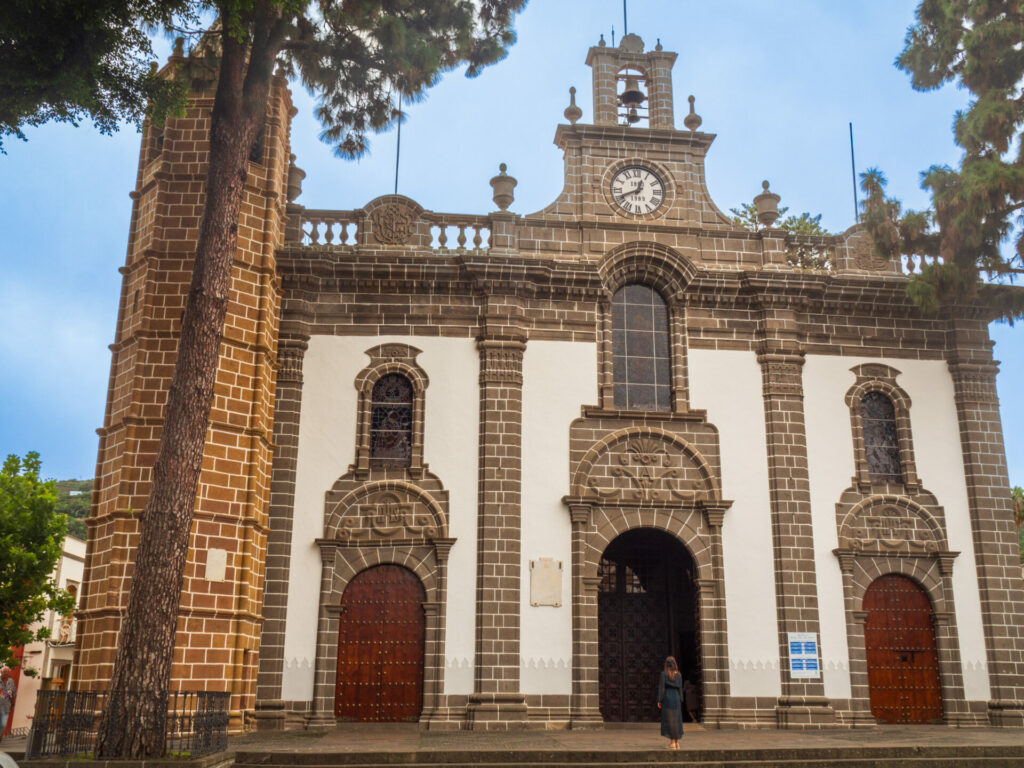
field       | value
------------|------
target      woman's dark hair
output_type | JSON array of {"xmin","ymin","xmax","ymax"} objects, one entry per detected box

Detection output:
[{"xmin": 664, "ymin": 656, "xmax": 678, "ymax": 678}]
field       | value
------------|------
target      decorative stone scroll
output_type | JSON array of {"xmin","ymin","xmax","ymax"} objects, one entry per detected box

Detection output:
[
  {"xmin": 838, "ymin": 500, "xmax": 943, "ymax": 555},
  {"xmin": 328, "ymin": 484, "xmax": 446, "ymax": 543},
  {"xmin": 370, "ymin": 201, "xmax": 418, "ymax": 245},
  {"xmin": 575, "ymin": 430, "xmax": 716, "ymax": 504}
]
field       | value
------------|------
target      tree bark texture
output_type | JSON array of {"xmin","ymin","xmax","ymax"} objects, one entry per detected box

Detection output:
[{"xmin": 95, "ymin": 18, "xmax": 275, "ymax": 758}]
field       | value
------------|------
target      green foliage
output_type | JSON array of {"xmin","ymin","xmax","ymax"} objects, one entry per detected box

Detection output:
[
  {"xmin": 54, "ymin": 479, "xmax": 92, "ymax": 541},
  {"xmin": 0, "ymin": 0, "xmax": 192, "ymax": 151},
  {"xmin": 0, "ymin": 453, "xmax": 75, "ymax": 667},
  {"xmin": 730, "ymin": 202, "xmax": 831, "ymax": 236},
  {"xmin": 730, "ymin": 202, "xmax": 833, "ymax": 269},
  {"xmin": 3, "ymin": 0, "xmax": 526, "ymax": 158},
  {"xmin": 863, "ymin": 2, "xmax": 1024, "ymax": 321}
]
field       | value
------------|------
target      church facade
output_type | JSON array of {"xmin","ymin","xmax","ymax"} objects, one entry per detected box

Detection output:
[{"xmin": 75, "ymin": 34, "xmax": 1024, "ymax": 731}]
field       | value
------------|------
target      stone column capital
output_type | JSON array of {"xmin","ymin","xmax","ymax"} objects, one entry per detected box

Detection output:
[
  {"xmin": 477, "ymin": 338, "xmax": 526, "ymax": 385},
  {"xmin": 432, "ymin": 536, "xmax": 457, "ymax": 563}
]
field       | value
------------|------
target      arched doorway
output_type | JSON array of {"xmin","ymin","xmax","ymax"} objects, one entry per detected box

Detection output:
[
  {"xmin": 335, "ymin": 564, "xmax": 425, "ymax": 721},
  {"xmin": 598, "ymin": 528, "xmax": 700, "ymax": 722},
  {"xmin": 864, "ymin": 574, "xmax": 942, "ymax": 723}
]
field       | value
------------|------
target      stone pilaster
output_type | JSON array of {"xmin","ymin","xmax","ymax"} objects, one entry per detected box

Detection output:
[
  {"xmin": 467, "ymin": 320, "xmax": 528, "ymax": 729},
  {"xmin": 757, "ymin": 318, "xmax": 834, "ymax": 727},
  {"xmin": 253, "ymin": 334, "xmax": 308, "ymax": 730},
  {"xmin": 698, "ymin": 502, "xmax": 731, "ymax": 726},
  {"xmin": 567, "ymin": 502, "xmax": 602, "ymax": 728},
  {"xmin": 948, "ymin": 321, "xmax": 1024, "ymax": 726}
]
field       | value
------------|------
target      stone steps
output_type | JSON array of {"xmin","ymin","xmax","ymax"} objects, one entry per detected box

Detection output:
[{"xmin": 234, "ymin": 746, "xmax": 1024, "ymax": 768}]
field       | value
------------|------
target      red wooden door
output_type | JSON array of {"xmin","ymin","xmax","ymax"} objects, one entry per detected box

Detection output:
[
  {"xmin": 335, "ymin": 565, "xmax": 425, "ymax": 721},
  {"xmin": 864, "ymin": 574, "xmax": 942, "ymax": 723}
]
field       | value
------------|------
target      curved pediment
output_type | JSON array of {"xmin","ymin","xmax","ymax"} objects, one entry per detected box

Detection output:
[
  {"xmin": 838, "ymin": 495, "xmax": 946, "ymax": 555},
  {"xmin": 325, "ymin": 481, "xmax": 447, "ymax": 543},
  {"xmin": 572, "ymin": 426, "xmax": 718, "ymax": 504}
]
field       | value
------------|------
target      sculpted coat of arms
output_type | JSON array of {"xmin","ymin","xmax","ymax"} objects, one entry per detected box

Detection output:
[{"xmin": 370, "ymin": 202, "xmax": 417, "ymax": 245}]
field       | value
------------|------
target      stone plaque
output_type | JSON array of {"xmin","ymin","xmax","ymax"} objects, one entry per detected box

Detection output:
[
  {"xmin": 205, "ymin": 548, "xmax": 227, "ymax": 582},
  {"xmin": 530, "ymin": 557, "xmax": 563, "ymax": 607}
]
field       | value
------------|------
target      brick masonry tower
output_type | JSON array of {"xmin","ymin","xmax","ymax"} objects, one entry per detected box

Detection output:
[{"xmin": 75, "ymin": 47, "xmax": 293, "ymax": 729}]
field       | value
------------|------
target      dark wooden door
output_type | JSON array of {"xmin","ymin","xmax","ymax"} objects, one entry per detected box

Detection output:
[
  {"xmin": 598, "ymin": 562, "xmax": 666, "ymax": 721},
  {"xmin": 335, "ymin": 564, "xmax": 425, "ymax": 721},
  {"xmin": 597, "ymin": 529, "xmax": 698, "ymax": 723},
  {"xmin": 864, "ymin": 574, "xmax": 942, "ymax": 723}
]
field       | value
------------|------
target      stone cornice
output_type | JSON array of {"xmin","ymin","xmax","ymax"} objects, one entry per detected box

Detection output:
[{"xmin": 553, "ymin": 122, "xmax": 715, "ymax": 152}]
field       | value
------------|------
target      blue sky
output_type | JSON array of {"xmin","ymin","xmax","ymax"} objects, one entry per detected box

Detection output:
[{"xmin": 0, "ymin": 1, "xmax": 1021, "ymax": 488}]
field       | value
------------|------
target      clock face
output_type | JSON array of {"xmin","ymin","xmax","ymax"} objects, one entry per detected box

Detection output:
[{"xmin": 610, "ymin": 166, "xmax": 665, "ymax": 215}]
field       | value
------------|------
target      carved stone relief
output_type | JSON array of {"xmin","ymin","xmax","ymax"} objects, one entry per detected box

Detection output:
[
  {"xmin": 582, "ymin": 434, "xmax": 712, "ymax": 503},
  {"xmin": 370, "ymin": 202, "xmax": 418, "ymax": 245},
  {"xmin": 840, "ymin": 503, "xmax": 940, "ymax": 554},
  {"xmin": 336, "ymin": 490, "xmax": 440, "ymax": 542},
  {"xmin": 849, "ymin": 229, "xmax": 891, "ymax": 272}
]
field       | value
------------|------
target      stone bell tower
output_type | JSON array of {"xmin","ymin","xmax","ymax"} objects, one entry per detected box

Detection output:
[
  {"xmin": 75, "ymin": 43, "xmax": 294, "ymax": 730},
  {"xmin": 586, "ymin": 32, "xmax": 678, "ymax": 128}
]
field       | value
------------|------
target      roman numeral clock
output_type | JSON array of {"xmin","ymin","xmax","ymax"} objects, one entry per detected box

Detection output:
[{"xmin": 610, "ymin": 165, "xmax": 665, "ymax": 215}]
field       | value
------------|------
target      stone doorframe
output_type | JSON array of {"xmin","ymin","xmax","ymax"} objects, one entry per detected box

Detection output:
[
  {"xmin": 562, "ymin": 497, "xmax": 731, "ymax": 728},
  {"xmin": 833, "ymin": 496, "xmax": 975, "ymax": 726},
  {"xmin": 305, "ymin": 476, "xmax": 455, "ymax": 729},
  {"xmin": 306, "ymin": 539, "xmax": 454, "ymax": 728}
]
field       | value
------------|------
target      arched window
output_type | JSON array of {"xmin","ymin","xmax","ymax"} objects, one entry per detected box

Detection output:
[
  {"xmin": 612, "ymin": 284, "xmax": 670, "ymax": 411},
  {"xmin": 861, "ymin": 391, "xmax": 902, "ymax": 482},
  {"xmin": 370, "ymin": 373, "xmax": 413, "ymax": 466}
]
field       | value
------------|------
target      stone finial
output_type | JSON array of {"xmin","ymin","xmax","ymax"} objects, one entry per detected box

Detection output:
[
  {"xmin": 149, "ymin": 62, "xmax": 158, "ymax": 75},
  {"xmin": 754, "ymin": 180, "xmax": 781, "ymax": 227},
  {"xmin": 599, "ymin": 33, "xmax": 606, "ymax": 47},
  {"xmin": 172, "ymin": 37, "xmax": 185, "ymax": 57},
  {"xmin": 564, "ymin": 87, "xmax": 582, "ymax": 124},
  {"xmin": 287, "ymin": 153, "xmax": 306, "ymax": 203},
  {"xmin": 490, "ymin": 163, "xmax": 517, "ymax": 211},
  {"xmin": 656, "ymin": 38, "xmax": 663, "ymax": 51},
  {"xmin": 683, "ymin": 95, "xmax": 702, "ymax": 131}
]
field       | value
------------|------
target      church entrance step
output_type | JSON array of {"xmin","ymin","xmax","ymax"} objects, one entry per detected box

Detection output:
[{"xmin": 234, "ymin": 745, "xmax": 1024, "ymax": 768}]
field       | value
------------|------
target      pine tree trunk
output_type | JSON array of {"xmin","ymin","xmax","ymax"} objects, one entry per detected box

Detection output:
[{"xmin": 94, "ymin": 29, "xmax": 272, "ymax": 758}]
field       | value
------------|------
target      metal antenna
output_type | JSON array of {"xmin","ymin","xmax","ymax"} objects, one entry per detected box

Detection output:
[
  {"xmin": 611, "ymin": 25, "xmax": 615, "ymax": 47},
  {"xmin": 394, "ymin": 92, "xmax": 402, "ymax": 195},
  {"xmin": 623, "ymin": 0, "xmax": 628, "ymax": 35},
  {"xmin": 849, "ymin": 122, "xmax": 859, "ymax": 223}
]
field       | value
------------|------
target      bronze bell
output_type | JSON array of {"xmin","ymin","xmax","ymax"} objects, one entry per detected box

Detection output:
[
  {"xmin": 626, "ymin": 107, "xmax": 640, "ymax": 124},
  {"xmin": 619, "ymin": 75, "xmax": 646, "ymax": 109}
]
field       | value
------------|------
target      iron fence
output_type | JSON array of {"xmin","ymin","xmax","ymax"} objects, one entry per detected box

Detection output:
[{"xmin": 25, "ymin": 689, "xmax": 230, "ymax": 760}]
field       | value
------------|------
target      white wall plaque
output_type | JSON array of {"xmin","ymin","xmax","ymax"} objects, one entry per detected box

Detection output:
[
  {"xmin": 529, "ymin": 557, "xmax": 562, "ymax": 607},
  {"xmin": 205, "ymin": 548, "xmax": 228, "ymax": 582},
  {"xmin": 787, "ymin": 632, "xmax": 821, "ymax": 679}
]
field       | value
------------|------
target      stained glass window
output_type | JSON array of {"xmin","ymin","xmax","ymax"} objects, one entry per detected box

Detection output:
[
  {"xmin": 612, "ymin": 284, "xmax": 670, "ymax": 411},
  {"xmin": 370, "ymin": 373, "xmax": 413, "ymax": 465},
  {"xmin": 861, "ymin": 391, "xmax": 902, "ymax": 482}
]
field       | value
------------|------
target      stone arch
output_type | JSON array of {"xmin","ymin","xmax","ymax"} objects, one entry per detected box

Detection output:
[
  {"xmin": 571, "ymin": 426, "xmax": 720, "ymax": 503},
  {"xmin": 849, "ymin": 557, "xmax": 946, "ymax": 614},
  {"xmin": 324, "ymin": 479, "xmax": 448, "ymax": 542},
  {"xmin": 599, "ymin": 241, "xmax": 696, "ymax": 303},
  {"xmin": 586, "ymin": 515, "xmax": 713, "ymax": 583},
  {"xmin": 326, "ymin": 545, "xmax": 439, "ymax": 605}
]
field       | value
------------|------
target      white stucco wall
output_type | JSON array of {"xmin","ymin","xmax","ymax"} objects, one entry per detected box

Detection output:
[
  {"xmin": 803, "ymin": 356, "xmax": 990, "ymax": 701},
  {"xmin": 689, "ymin": 349, "xmax": 781, "ymax": 697},
  {"xmin": 281, "ymin": 335, "xmax": 479, "ymax": 702},
  {"xmin": 519, "ymin": 341, "xmax": 598, "ymax": 695}
]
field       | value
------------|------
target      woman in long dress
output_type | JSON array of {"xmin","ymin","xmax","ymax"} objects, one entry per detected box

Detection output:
[{"xmin": 656, "ymin": 656, "xmax": 683, "ymax": 749}]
